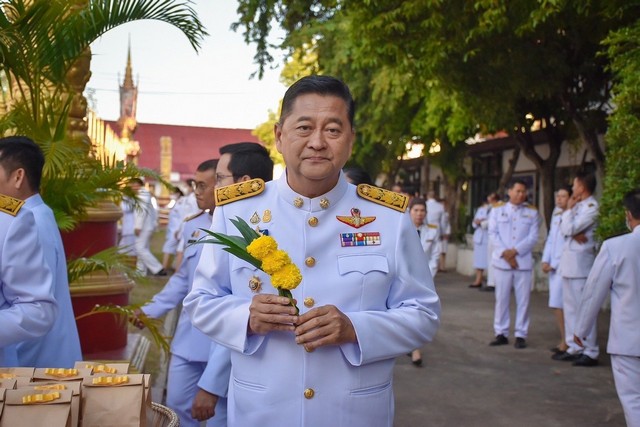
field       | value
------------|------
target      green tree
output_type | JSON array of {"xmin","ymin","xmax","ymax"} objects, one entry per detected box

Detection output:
[{"xmin": 598, "ymin": 19, "xmax": 640, "ymax": 239}]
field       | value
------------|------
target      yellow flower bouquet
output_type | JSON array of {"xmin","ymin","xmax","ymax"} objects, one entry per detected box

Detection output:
[{"xmin": 196, "ymin": 217, "xmax": 301, "ymax": 314}]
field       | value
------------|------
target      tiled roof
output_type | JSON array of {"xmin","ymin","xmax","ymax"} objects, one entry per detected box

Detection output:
[{"xmin": 107, "ymin": 121, "xmax": 261, "ymax": 179}]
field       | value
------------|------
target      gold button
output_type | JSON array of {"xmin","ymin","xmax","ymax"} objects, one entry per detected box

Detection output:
[
  {"xmin": 304, "ymin": 388, "xmax": 315, "ymax": 399},
  {"xmin": 304, "ymin": 297, "xmax": 315, "ymax": 308},
  {"xmin": 305, "ymin": 257, "xmax": 316, "ymax": 267},
  {"xmin": 308, "ymin": 217, "xmax": 318, "ymax": 227},
  {"xmin": 319, "ymin": 198, "xmax": 330, "ymax": 209},
  {"xmin": 294, "ymin": 197, "xmax": 304, "ymax": 208}
]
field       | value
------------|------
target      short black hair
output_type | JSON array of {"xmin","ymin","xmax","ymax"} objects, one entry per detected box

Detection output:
[
  {"xmin": 0, "ymin": 136, "xmax": 44, "ymax": 191},
  {"xmin": 219, "ymin": 142, "xmax": 273, "ymax": 182},
  {"xmin": 197, "ymin": 159, "xmax": 218, "ymax": 173},
  {"xmin": 509, "ymin": 178, "xmax": 528, "ymax": 189},
  {"xmin": 623, "ymin": 188, "xmax": 640, "ymax": 220},
  {"xmin": 575, "ymin": 172, "xmax": 596, "ymax": 194},
  {"xmin": 129, "ymin": 177, "xmax": 144, "ymax": 186},
  {"xmin": 279, "ymin": 75, "xmax": 355, "ymax": 128},
  {"xmin": 343, "ymin": 166, "xmax": 373, "ymax": 186},
  {"xmin": 409, "ymin": 197, "xmax": 426, "ymax": 210},
  {"xmin": 557, "ymin": 184, "xmax": 572, "ymax": 196}
]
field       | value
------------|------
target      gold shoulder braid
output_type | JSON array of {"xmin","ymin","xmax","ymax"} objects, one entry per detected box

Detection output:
[
  {"xmin": 0, "ymin": 194, "xmax": 24, "ymax": 216},
  {"xmin": 215, "ymin": 178, "xmax": 265, "ymax": 206},
  {"xmin": 184, "ymin": 210, "xmax": 205, "ymax": 222},
  {"xmin": 356, "ymin": 184, "xmax": 409, "ymax": 213}
]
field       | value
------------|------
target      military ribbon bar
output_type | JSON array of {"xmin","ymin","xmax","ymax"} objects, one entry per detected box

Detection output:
[{"xmin": 340, "ymin": 232, "xmax": 381, "ymax": 247}]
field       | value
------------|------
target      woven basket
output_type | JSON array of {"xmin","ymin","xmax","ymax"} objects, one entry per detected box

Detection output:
[{"xmin": 150, "ymin": 402, "xmax": 179, "ymax": 427}]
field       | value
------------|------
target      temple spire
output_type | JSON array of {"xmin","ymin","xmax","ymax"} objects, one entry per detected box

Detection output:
[
  {"xmin": 118, "ymin": 35, "xmax": 138, "ymax": 140},
  {"xmin": 122, "ymin": 37, "xmax": 134, "ymax": 89}
]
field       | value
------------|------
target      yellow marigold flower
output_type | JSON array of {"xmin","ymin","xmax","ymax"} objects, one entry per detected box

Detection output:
[
  {"xmin": 271, "ymin": 263, "xmax": 302, "ymax": 290},
  {"xmin": 247, "ymin": 235, "xmax": 278, "ymax": 260},
  {"xmin": 261, "ymin": 250, "xmax": 291, "ymax": 275}
]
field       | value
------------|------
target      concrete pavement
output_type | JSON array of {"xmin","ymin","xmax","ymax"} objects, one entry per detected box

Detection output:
[{"xmin": 393, "ymin": 271, "xmax": 625, "ymax": 427}]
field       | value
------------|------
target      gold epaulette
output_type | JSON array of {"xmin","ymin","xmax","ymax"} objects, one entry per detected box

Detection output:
[
  {"xmin": 493, "ymin": 201, "xmax": 505, "ymax": 207},
  {"xmin": 215, "ymin": 178, "xmax": 265, "ymax": 206},
  {"xmin": 356, "ymin": 184, "xmax": 409, "ymax": 213},
  {"xmin": 184, "ymin": 210, "xmax": 205, "ymax": 222},
  {"xmin": 427, "ymin": 223, "xmax": 438, "ymax": 229},
  {"xmin": 525, "ymin": 203, "xmax": 537, "ymax": 210},
  {"xmin": 0, "ymin": 194, "xmax": 24, "ymax": 216}
]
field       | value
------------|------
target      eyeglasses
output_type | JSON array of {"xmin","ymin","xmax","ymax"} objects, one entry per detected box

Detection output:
[
  {"xmin": 191, "ymin": 182, "xmax": 210, "ymax": 193},
  {"xmin": 215, "ymin": 173, "xmax": 235, "ymax": 182}
]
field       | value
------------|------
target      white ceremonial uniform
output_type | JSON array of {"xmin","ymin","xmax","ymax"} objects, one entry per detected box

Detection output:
[
  {"xmin": 541, "ymin": 207, "xmax": 566, "ymax": 309},
  {"xmin": 416, "ymin": 223, "xmax": 441, "ymax": 278},
  {"xmin": 134, "ymin": 188, "xmax": 163, "ymax": 275},
  {"xmin": 426, "ymin": 197, "xmax": 446, "ymax": 231},
  {"xmin": 142, "ymin": 211, "xmax": 228, "ymax": 427},
  {"xmin": 559, "ymin": 195, "xmax": 599, "ymax": 358},
  {"xmin": 574, "ymin": 225, "xmax": 640, "ymax": 427},
  {"xmin": 162, "ymin": 196, "xmax": 186, "ymax": 255},
  {"xmin": 488, "ymin": 201, "xmax": 540, "ymax": 338},
  {"xmin": 0, "ymin": 200, "xmax": 56, "ymax": 366},
  {"xmin": 184, "ymin": 174, "xmax": 441, "ymax": 427},
  {"xmin": 472, "ymin": 204, "xmax": 491, "ymax": 270},
  {"xmin": 118, "ymin": 197, "xmax": 136, "ymax": 255},
  {"xmin": 17, "ymin": 194, "xmax": 82, "ymax": 368}
]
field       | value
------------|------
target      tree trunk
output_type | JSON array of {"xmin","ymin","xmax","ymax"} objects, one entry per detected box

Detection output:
[{"xmin": 497, "ymin": 145, "xmax": 521, "ymax": 196}]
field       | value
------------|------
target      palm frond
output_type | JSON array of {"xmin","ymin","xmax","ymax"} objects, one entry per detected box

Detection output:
[{"xmin": 66, "ymin": 245, "xmax": 145, "ymax": 284}]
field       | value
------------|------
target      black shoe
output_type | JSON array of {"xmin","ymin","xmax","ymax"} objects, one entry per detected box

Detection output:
[
  {"xmin": 412, "ymin": 358, "xmax": 423, "ymax": 367},
  {"xmin": 154, "ymin": 269, "xmax": 168, "ymax": 276},
  {"xmin": 514, "ymin": 337, "xmax": 527, "ymax": 349},
  {"xmin": 572, "ymin": 354, "xmax": 598, "ymax": 367},
  {"xmin": 549, "ymin": 346, "xmax": 567, "ymax": 354},
  {"xmin": 489, "ymin": 335, "xmax": 508, "ymax": 346},
  {"xmin": 479, "ymin": 285, "xmax": 495, "ymax": 292},
  {"xmin": 468, "ymin": 283, "xmax": 482, "ymax": 288},
  {"xmin": 551, "ymin": 351, "xmax": 580, "ymax": 362}
]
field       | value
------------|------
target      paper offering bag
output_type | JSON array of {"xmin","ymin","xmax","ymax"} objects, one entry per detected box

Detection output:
[
  {"xmin": 74, "ymin": 362, "xmax": 130, "ymax": 375},
  {"xmin": 81, "ymin": 374, "xmax": 146, "ymax": 427},
  {"xmin": 0, "ymin": 388, "xmax": 72, "ymax": 427},
  {"xmin": 18, "ymin": 382, "xmax": 81, "ymax": 427}
]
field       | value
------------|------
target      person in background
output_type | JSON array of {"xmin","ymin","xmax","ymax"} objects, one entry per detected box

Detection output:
[
  {"xmin": 0, "ymin": 137, "xmax": 57, "ymax": 367},
  {"xmin": 574, "ymin": 188, "xmax": 640, "ymax": 427},
  {"xmin": 482, "ymin": 192, "xmax": 501, "ymax": 292},
  {"xmin": 426, "ymin": 190, "xmax": 446, "ymax": 232},
  {"xmin": 541, "ymin": 185, "xmax": 572, "ymax": 354},
  {"xmin": 130, "ymin": 177, "xmax": 166, "ymax": 276},
  {"xmin": 439, "ymin": 199, "xmax": 451, "ymax": 273},
  {"xmin": 553, "ymin": 172, "xmax": 600, "ymax": 366},
  {"xmin": 343, "ymin": 166, "xmax": 373, "ymax": 186},
  {"xmin": 469, "ymin": 194, "xmax": 493, "ymax": 288},
  {"xmin": 161, "ymin": 186, "xmax": 185, "ymax": 272},
  {"xmin": 184, "ymin": 75, "xmax": 440, "ymax": 427},
  {"xmin": 118, "ymin": 189, "xmax": 136, "ymax": 257},
  {"xmin": 488, "ymin": 180, "xmax": 540, "ymax": 349},
  {"xmin": 408, "ymin": 197, "xmax": 441, "ymax": 366}
]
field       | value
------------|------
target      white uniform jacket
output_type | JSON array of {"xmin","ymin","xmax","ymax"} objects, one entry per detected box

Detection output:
[
  {"xmin": 559, "ymin": 196, "xmax": 599, "ymax": 278},
  {"xmin": 426, "ymin": 198, "xmax": 446, "ymax": 231},
  {"xmin": 417, "ymin": 223, "xmax": 441, "ymax": 278},
  {"xmin": 472, "ymin": 204, "xmax": 491, "ymax": 245},
  {"xmin": 574, "ymin": 226, "xmax": 640, "ymax": 357},
  {"xmin": 0, "ymin": 204, "xmax": 56, "ymax": 366},
  {"xmin": 17, "ymin": 195, "xmax": 81, "ymax": 367},
  {"xmin": 143, "ymin": 211, "xmax": 217, "ymax": 363},
  {"xmin": 541, "ymin": 207, "xmax": 565, "ymax": 272},
  {"xmin": 184, "ymin": 174, "xmax": 441, "ymax": 427},
  {"xmin": 134, "ymin": 189, "xmax": 157, "ymax": 233},
  {"xmin": 488, "ymin": 202, "xmax": 540, "ymax": 270}
]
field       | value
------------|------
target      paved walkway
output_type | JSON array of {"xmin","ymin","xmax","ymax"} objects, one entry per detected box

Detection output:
[{"xmin": 393, "ymin": 271, "xmax": 625, "ymax": 427}]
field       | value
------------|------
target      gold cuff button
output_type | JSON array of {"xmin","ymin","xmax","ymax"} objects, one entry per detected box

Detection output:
[
  {"xmin": 304, "ymin": 297, "xmax": 315, "ymax": 308},
  {"xmin": 305, "ymin": 257, "xmax": 316, "ymax": 267},
  {"xmin": 308, "ymin": 217, "xmax": 319, "ymax": 227},
  {"xmin": 304, "ymin": 388, "xmax": 315, "ymax": 399}
]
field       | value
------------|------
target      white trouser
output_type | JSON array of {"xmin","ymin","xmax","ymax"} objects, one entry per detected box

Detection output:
[
  {"xmin": 486, "ymin": 241, "xmax": 495, "ymax": 287},
  {"xmin": 167, "ymin": 354, "xmax": 227, "ymax": 427},
  {"xmin": 493, "ymin": 268, "xmax": 531, "ymax": 338},
  {"xmin": 562, "ymin": 277, "xmax": 599, "ymax": 358},
  {"xmin": 548, "ymin": 270, "xmax": 563, "ymax": 309},
  {"xmin": 135, "ymin": 228, "xmax": 163, "ymax": 274},
  {"xmin": 611, "ymin": 354, "xmax": 640, "ymax": 427}
]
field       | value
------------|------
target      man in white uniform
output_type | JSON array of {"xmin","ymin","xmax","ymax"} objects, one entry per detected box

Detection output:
[
  {"xmin": 0, "ymin": 137, "xmax": 81, "ymax": 368},
  {"xmin": 488, "ymin": 180, "xmax": 540, "ymax": 349},
  {"xmin": 553, "ymin": 172, "xmax": 599, "ymax": 366},
  {"xmin": 426, "ymin": 190, "xmax": 446, "ymax": 231},
  {"xmin": 130, "ymin": 178, "xmax": 166, "ymax": 276},
  {"xmin": 541, "ymin": 185, "xmax": 571, "ymax": 354},
  {"xmin": 470, "ymin": 194, "xmax": 493, "ymax": 288},
  {"xmin": 184, "ymin": 75, "xmax": 440, "ymax": 427},
  {"xmin": 574, "ymin": 188, "xmax": 640, "ymax": 426}
]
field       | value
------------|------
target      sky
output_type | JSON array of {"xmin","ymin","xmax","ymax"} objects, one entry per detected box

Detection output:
[{"xmin": 87, "ymin": 1, "xmax": 286, "ymax": 130}]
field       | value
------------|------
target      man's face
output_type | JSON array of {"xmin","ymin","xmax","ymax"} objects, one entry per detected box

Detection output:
[
  {"xmin": 275, "ymin": 93, "xmax": 355, "ymax": 196},
  {"xmin": 410, "ymin": 204, "xmax": 426, "ymax": 226},
  {"xmin": 215, "ymin": 153, "xmax": 235, "ymax": 188},
  {"xmin": 508, "ymin": 183, "xmax": 527, "ymax": 205},
  {"xmin": 556, "ymin": 189, "xmax": 570, "ymax": 210},
  {"xmin": 193, "ymin": 168, "xmax": 217, "ymax": 210}
]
